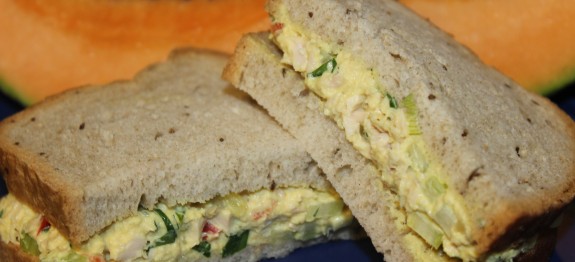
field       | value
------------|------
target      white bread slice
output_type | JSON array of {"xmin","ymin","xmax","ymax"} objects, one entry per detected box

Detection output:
[
  {"xmin": 0, "ymin": 49, "xmax": 335, "ymax": 247},
  {"xmin": 223, "ymin": 0, "xmax": 575, "ymax": 256}
]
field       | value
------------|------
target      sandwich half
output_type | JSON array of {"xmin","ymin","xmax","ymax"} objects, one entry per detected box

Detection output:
[
  {"xmin": 0, "ymin": 49, "xmax": 358, "ymax": 261},
  {"xmin": 223, "ymin": 0, "xmax": 575, "ymax": 261}
]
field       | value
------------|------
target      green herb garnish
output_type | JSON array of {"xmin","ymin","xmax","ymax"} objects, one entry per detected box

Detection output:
[
  {"xmin": 0, "ymin": 209, "xmax": 3, "ymax": 218},
  {"xmin": 20, "ymin": 232, "xmax": 40, "ymax": 256},
  {"xmin": 308, "ymin": 57, "xmax": 337, "ymax": 78},
  {"xmin": 192, "ymin": 241, "xmax": 211, "ymax": 257},
  {"xmin": 386, "ymin": 93, "xmax": 398, "ymax": 109},
  {"xmin": 222, "ymin": 230, "xmax": 250, "ymax": 258},
  {"xmin": 147, "ymin": 209, "xmax": 177, "ymax": 251}
]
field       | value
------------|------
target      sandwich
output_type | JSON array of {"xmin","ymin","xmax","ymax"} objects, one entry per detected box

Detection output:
[
  {"xmin": 223, "ymin": 0, "xmax": 575, "ymax": 261},
  {"xmin": 0, "ymin": 49, "xmax": 358, "ymax": 261}
]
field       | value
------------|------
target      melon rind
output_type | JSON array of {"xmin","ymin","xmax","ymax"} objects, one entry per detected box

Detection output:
[{"xmin": 0, "ymin": 77, "xmax": 30, "ymax": 106}]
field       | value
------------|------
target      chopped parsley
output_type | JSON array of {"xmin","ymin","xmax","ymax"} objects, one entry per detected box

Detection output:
[
  {"xmin": 222, "ymin": 230, "xmax": 250, "ymax": 258},
  {"xmin": 308, "ymin": 57, "xmax": 337, "ymax": 78},
  {"xmin": 0, "ymin": 209, "xmax": 3, "ymax": 218},
  {"xmin": 386, "ymin": 93, "xmax": 399, "ymax": 109},
  {"xmin": 192, "ymin": 241, "xmax": 211, "ymax": 257},
  {"xmin": 20, "ymin": 232, "xmax": 40, "ymax": 256},
  {"xmin": 147, "ymin": 209, "xmax": 177, "ymax": 251}
]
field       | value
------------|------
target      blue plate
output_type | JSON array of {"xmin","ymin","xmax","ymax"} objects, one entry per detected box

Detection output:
[{"xmin": 0, "ymin": 86, "xmax": 574, "ymax": 261}]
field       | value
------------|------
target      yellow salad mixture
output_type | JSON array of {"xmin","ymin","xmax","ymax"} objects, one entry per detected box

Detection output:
[{"xmin": 0, "ymin": 187, "xmax": 352, "ymax": 261}]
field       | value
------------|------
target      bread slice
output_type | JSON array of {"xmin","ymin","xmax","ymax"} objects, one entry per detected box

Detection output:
[
  {"xmin": 223, "ymin": 0, "xmax": 575, "ymax": 259},
  {"xmin": 0, "ymin": 48, "xmax": 335, "ymax": 247},
  {"xmin": 0, "ymin": 241, "xmax": 34, "ymax": 262}
]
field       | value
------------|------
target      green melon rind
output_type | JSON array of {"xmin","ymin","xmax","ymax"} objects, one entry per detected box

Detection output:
[
  {"xmin": 0, "ymin": 76, "xmax": 32, "ymax": 106},
  {"xmin": 536, "ymin": 66, "xmax": 575, "ymax": 96}
]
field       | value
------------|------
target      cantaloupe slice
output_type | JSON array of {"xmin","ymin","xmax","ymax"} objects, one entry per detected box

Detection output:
[
  {"xmin": 1, "ymin": 0, "xmax": 573, "ymax": 105},
  {"xmin": 400, "ymin": 0, "xmax": 575, "ymax": 95},
  {"xmin": 0, "ymin": 0, "xmax": 269, "ymax": 105}
]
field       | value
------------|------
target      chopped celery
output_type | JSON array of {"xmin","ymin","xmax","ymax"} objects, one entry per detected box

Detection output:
[
  {"xmin": 386, "ymin": 93, "xmax": 399, "ymax": 109},
  {"xmin": 222, "ymin": 230, "xmax": 250, "ymax": 257},
  {"xmin": 434, "ymin": 205, "xmax": 457, "ymax": 232},
  {"xmin": 424, "ymin": 177, "xmax": 446, "ymax": 200},
  {"xmin": 264, "ymin": 225, "xmax": 295, "ymax": 244},
  {"xmin": 308, "ymin": 57, "xmax": 337, "ymax": 78},
  {"xmin": 192, "ymin": 241, "xmax": 211, "ymax": 258},
  {"xmin": 402, "ymin": 94, "xmax": 422, "ymax": 135},
  {"xmin": 295, "ymin": 222, "xmax": 320, "ymax": 241},
  {"xmin": 407, "ymin": 212, "xmax": 444, "ymax": 249},
  {"xmin": 175, "ymin": 206, "xmax": 185, "ymax": 224},
  {"xmin": 217, "ymin": 193, "xmax": 248, "ymax": 218},
  {"xmin": 20, "ymin": 232, "xmax": 40, "ymax": 256},
  {"xmin": 408, "ymin": 144, "xmax": 428, "ymax": 172},
  {"xmin": 305, "ymin": 199, "xmax": 344, "ymax": 221}
]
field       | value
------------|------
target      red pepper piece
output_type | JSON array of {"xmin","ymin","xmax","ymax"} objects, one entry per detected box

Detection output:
[
  {"xmin": 201, "ymin": 221, "xmax": 220, "ymax": 240},
  {"xmin": 271, "ymin": 23, "xmax": 284, "ymax": 33},
  {"xmin": 37, "ymin": 216, "xmax": 51, "ymax": 236},
  {"xmin": 89, "ymin": 255, "xmax": 105, "ymax": 262},
  {"xmin": 252, "ymin": 201, "xmax": 278, "ymax": 221}
]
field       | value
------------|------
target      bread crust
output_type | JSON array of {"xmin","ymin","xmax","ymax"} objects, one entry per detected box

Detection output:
[
  {"xmin": 0, "ymin": 241, "xmax": 38, "ymax": 262},
  {"xmin": 515, "ymin": 227, "xmax": 557, "ymax": 262}
]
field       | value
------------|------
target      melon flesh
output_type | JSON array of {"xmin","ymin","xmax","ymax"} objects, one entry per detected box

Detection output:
[
  {"xmin": 0, "ymin": 0, "xmax": 269, "ymax": 104},
  {"xmin": 1, "ymin": 0, "xmax": 574, "ymax": 105},
  {"xmin": 400, "ymin": 0, "xmax": 575, "ymax": 94}
]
